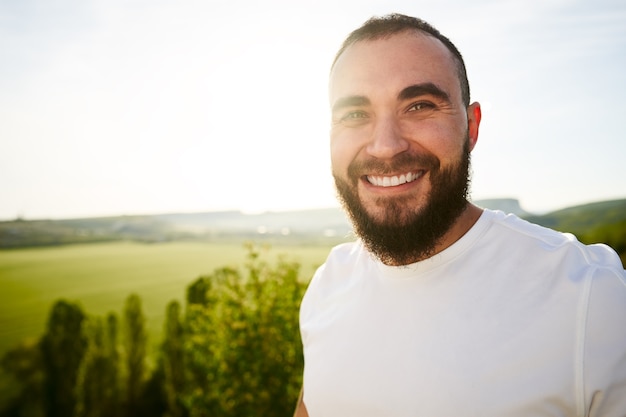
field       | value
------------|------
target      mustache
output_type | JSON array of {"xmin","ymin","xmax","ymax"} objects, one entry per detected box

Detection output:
[{"xmin": 347, "ymin": 152, "xmax": 440, "ymax": 181}]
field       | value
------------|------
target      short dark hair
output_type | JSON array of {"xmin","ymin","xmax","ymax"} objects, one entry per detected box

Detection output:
[{"xmin": 332, "ymin": 14, "xmax": 471, "ymax": 107}]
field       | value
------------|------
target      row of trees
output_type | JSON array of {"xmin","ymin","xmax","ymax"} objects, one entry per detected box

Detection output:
[
  {"xmin": 579, "ymin": 220, "xmax": 626, "ymax": 266},
  {"xmin": 1, "ymin": 244, "xmax": 307, "ymax": 417}
]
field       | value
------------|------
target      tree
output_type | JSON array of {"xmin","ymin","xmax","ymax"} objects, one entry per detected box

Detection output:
[
  {"xmin": 161, "ymin": 301, "xmax": 187, "ymax": 417},
  {"xmin": 75, "ymin": 313, "xmax": 121, "ymax": 417},
  {"xmin": 0, "ymin": 339, "xmax": 44, "ymax": 417},
  {"xmin": 186, "ymin": 277, "xmax": 212, "ymax": 307},
  {"xmin": 40, "ymin": 300, "xmax": 88, "ymax": 417},
  {"xmin": 122, "ymin": 294, "xmax": 147, "ymax": 417}
]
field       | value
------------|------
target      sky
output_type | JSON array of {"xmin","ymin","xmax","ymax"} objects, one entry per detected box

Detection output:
[{"xmin": 1, "ymin": 0, "xmax": 625, "ymax": 220}]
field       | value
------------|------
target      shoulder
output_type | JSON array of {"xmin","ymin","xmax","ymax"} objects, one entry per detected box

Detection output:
[
  {"xmin": 307, "ymin": 240, "xmax": 369, "ymax": 287},
  {"xmin": 487, "ymin": 209, "xmax": 576, "ymax": 247},
  {"xmin": 324, "ymin": 241, "xmax": 367, "ymax": 265},
  {"xmin": 482, "ymin": 209, "xmax": 623, "ymax": 270},
  {"xmin": 300, "ymin": 241, "xmax": 370, "ymax": 310}
]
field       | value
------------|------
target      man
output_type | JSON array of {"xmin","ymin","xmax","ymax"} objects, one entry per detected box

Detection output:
[{"xmin": 294, "ymin": 13, "xmax": 626, "ymax": 417}]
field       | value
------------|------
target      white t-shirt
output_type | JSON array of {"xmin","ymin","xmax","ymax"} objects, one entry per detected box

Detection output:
[{"xmin": 300, "ymin": 209, "xmax": 626, "ymax": 417}]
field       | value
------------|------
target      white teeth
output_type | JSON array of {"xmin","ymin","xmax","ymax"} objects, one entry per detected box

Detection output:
[{"xmin": 366, "ymin": 171, "xmax": 422, "ymax": 187}]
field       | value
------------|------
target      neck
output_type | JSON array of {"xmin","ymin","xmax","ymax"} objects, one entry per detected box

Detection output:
[{"xmin": 383, "ymin": 203, "xmax": 483, "ymax": 266}]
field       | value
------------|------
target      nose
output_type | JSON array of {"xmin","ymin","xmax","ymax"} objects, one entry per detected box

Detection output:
[{"xmin": 365, "ymin": 115, "xmax": 409, "ymax": 159}]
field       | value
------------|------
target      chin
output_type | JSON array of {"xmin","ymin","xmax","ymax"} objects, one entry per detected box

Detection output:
[{"xmin": 362, "ymin": 194, "xmax": 426, "ymax": 226}]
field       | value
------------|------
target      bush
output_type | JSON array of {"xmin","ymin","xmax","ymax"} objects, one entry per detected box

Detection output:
[{"xmin": 182, "ymin": 243, "xmax": 306, "ymax": 417}]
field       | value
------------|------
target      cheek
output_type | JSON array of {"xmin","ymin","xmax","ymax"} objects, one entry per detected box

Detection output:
[
  {"xmin": 330, "ymin": 133, "xmax": 358, "ymax": 175},
  {"xmin": 330, "ymin": 147, "xmax": 348, "ymax": 176},
  {"xmin": 404, "ymin": 121, "xmax": 467, "ymax": 164}
]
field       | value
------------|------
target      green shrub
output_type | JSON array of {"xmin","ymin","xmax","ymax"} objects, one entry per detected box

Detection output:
[{"xmin": 182, "ymin": 243, "xmax": 305, "ymax": 417}]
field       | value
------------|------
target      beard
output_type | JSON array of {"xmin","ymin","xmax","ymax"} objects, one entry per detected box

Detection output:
[{"xmin": 334, "ymin": 139, "xmax": 471, "ymax": 265}]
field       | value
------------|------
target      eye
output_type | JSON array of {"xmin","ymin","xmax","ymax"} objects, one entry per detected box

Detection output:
[
  {"xmin": 407, "ymin": 101, "xmax": 435, "ymax": 112},
  {"xmin": 333, "ymin": 110, "xmax": 369, "ymax": 126},
  {"xmin": 342, "ymin": 110, "xmax": 368, "ymax": 120}
]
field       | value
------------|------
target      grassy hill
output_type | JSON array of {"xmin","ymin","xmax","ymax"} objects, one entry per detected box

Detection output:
[
  {"xmin": 524, "ymin": 199, "xmax": 626, "ymax": 233},
  {"xmin": 0, "ymin": 241, "xmax": 331, "ymax": 358}
]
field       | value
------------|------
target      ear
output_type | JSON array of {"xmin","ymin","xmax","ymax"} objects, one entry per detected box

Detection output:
[{"xmin": 467, "ymin": 102, "xmax": 481, "ymax": 151}]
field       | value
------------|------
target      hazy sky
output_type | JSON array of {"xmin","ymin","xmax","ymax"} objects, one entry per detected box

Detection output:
[{"xmin": 1, "ymin": 0, "xmax": 625, "ymax": 220}]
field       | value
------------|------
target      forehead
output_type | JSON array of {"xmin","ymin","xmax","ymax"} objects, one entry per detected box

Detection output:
[{"xmin": 329, "ymin": 31, "xmax": 461, "ymax": 104}]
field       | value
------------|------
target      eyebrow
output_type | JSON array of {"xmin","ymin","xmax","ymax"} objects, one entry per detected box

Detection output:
[
  {"xmin": 398, "ymin": 83, "xmax": 451, "ymax": 103},
  {"xmin": 332, "ymin": 83, "xmax": 451, "ymax": 115},
  {"xmin": 331, "ymin": 95, "xmax": 370, "ymax": 114}
]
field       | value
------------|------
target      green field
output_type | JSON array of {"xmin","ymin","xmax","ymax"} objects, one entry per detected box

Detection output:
[{"xmin": 0, "ymin": 241, "xmax": 332, "ymax": 356}]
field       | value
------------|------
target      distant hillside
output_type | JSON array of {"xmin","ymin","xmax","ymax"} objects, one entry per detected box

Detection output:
[
  {"xmin": 1, "ymin": 199, "xmax": 625, "ymax": 259},
  {"xmin": 154, "ymin": 208, "xmax": 351, "ymax": 236},
  {"xmin": 524, "ymin": 199, "xmax": 626, "ymax": 234},
  {"xmin": 0, "ymin": 208, "xmax": 353, "ymax": 249}
]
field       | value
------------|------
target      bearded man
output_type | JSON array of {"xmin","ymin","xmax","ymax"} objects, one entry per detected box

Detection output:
[{"xmin": 294, "ymin": 13, "xmax": 626, "ymax": 417}]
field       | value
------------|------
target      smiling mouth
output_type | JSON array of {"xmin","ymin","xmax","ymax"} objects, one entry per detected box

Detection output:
[{"xmin": 365, "ymin": 170, "xmax": 425, "ymax": 187}]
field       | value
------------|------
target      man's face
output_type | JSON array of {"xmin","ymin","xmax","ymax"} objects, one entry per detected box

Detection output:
[{"xmin": 329, "ymin": 31, "xmax": 480, "ymax": 264}]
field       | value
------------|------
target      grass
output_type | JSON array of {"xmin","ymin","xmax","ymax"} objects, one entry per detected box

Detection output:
[{"xmin": 0, "ymin": 240, "xmax": 332, "ymax": 357}]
